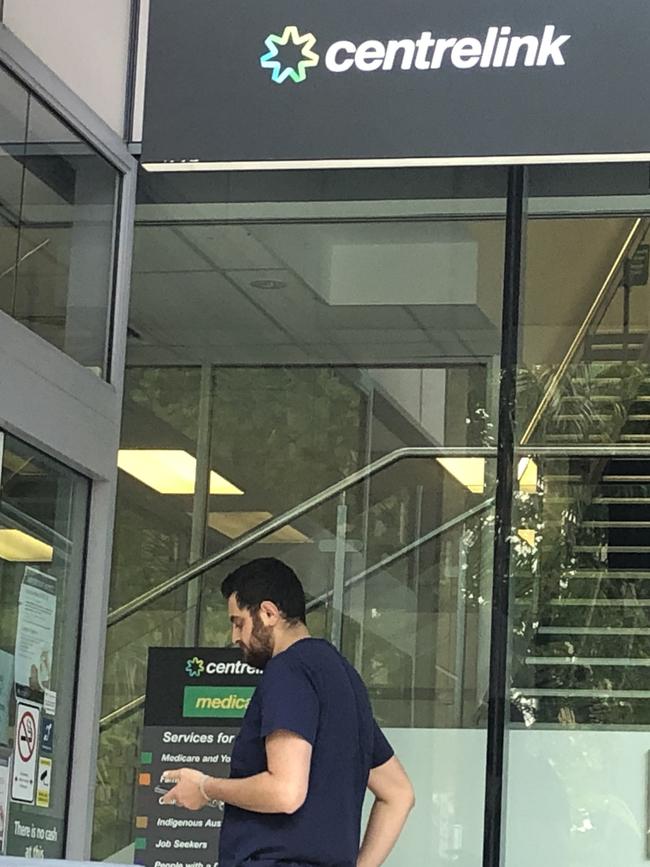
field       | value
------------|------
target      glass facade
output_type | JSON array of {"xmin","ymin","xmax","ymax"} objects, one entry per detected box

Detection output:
[
  {"xmin": 505, "ymin": 167, "xmax": 650, "ymax": 867},
  {"xmin": 0, "ymin": 432, "xmax": 89, "ymax": 858},
  {"xmin": 93, "ymin": 162, "xmax": 650, "ymax": 867},
  {"xmin": 0, "ymin": 64, "xmax": 120, "ymax": 376},
  {"xmin": 93, "ymin": 167, "xmax": 508, "ymax": 860}
]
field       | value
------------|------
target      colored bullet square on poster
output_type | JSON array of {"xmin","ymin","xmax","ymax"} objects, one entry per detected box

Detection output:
[
  {"xmin": 140, "ymin": 751, "xmax": 153, "ymax": 765},
  {"xmin": 136, "ymin": 816, "xmax": 148, "ymax": 829},
  {"xmin": 138, "ymin": 773, "xmax": 151, "ymax": 786},
  {"xmin": 134, "ymin": 837, "xmax": 147, "ymax": 850}
]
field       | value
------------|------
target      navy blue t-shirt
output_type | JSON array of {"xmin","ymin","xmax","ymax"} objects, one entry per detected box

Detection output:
[{"xmin": 219, "ymin": 638, "xmax": 394, "ymax": 867}]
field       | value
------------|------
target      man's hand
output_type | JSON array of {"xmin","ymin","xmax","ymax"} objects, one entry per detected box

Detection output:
[{"xmin": 160, "ymin": 768, "xmax": 209, "ymax": 811}]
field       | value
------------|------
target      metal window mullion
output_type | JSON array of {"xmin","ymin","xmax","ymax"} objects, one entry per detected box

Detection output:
[
  {"xmin": 184, "ymin": 364, "xmax": 214, "ymax": 646},
  {"xmin": 482, "ymin": 165, "xmax": 527, "ymax": 867}
]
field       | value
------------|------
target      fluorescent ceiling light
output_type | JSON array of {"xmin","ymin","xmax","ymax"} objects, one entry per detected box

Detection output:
[
  {"xmin": 208, "ymin": 511, "xmax": 310, "ymax": 544},
  {"xmin": 437, "ymin": 458, "xmax": 485, "ymax": 493},
  {"xmin": 517, "ymin": 528, "xmax": 536, "ymax": 548},
  {"xmin": 0, "ymin": 529, "xmax": 53, "ymax": 562},
  {"xmin": 117, "ymin": 450, "xmax": 243, "ymax": 495},
  {"xmin": 517, "ymin": 457, "xmax": 538, "ymax": 493}
]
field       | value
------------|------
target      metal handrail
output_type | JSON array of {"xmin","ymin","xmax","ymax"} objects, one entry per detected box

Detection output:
[
  {"xmin": 107, "ymin": 446, "xmax": 496, "ymax": 628},
  {"xmin": 520, "ymin": 217, "xmax": 646, "ymax": 445},
  {"xmin": 308, "ymin": 495, "xmax": 495, "ymax": 609},
  {"xmin": 99, "ymin": 492, "xmax": 496, "ymax": 731},
  {"xmin": 100, "ymin": 444, "xmax": 650, "ymax": 730}
]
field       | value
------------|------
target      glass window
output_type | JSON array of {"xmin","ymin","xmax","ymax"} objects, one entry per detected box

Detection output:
[
  {"xmin": 506, "ymin": 164, "xmax": 650, "ymax": 867},
  {"xmin": 0, "ymin": 66, "xmax": 27, "ymax": 316},
  {"xmin": 94, "ymin": 167, "xmax": 508, "ymax": 864},
  {"xmin": 0, "ymin": 432, "xmax": 89, "ymax": 858},
  {"xmin": 0, "ymin": 65, "xmax": 120, "ymax": 376}
]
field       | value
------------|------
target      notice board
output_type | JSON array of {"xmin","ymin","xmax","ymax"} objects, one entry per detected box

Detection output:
[{"xmin": 134, "ymin": 648, "xmax": 260, "ymax": 867}]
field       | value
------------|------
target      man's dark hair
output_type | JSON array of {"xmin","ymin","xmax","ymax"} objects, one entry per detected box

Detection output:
[{"xmin": 221, "ymin": 558, "xmax": 306, "ymax": 625}]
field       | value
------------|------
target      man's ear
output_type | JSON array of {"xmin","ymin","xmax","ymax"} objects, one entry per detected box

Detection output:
[{"xmin": 259, "ymin": 600, "xmax": 281, "ymax": 624}]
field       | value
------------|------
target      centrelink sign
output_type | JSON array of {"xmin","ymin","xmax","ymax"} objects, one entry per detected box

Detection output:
[
  {"xmin": 261, "ymin": 25, "xmax": 570, "ymax": 83},
  {"xmin": 142, "ymin": 0, "xmax": 650, "ymax": 170}
]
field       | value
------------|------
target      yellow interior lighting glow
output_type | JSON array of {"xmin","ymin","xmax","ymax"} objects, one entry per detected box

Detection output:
[
  {"xmin": 208, "ymin": 512, "xmax": 310, "ymax": 544},
  {"xmin": 437, "ymin": 458, "xmax": 485, "ymax": 494},
  {"xmin": 517, "ymin": 457, "xmax": 539, "ymax": 493},
  {"xmin": 517, "ymin": 528, "xmax": 536, "ymax": 548},
  {"xmin": 0, "ymin": 529, "xmax": 53, "ymax": 562},
  {"xmin": 117, "ymin": 450, "xmax": 243, "ymax": 495}
]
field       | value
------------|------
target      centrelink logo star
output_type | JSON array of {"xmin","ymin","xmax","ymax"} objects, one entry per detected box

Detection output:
[
  {"xmin": 260, "ymin": 26, "xmax": 319, "ymax": 84},
  {"xmin": 185, "ymin": 656, "xmax": 205, "ymax": 678}
]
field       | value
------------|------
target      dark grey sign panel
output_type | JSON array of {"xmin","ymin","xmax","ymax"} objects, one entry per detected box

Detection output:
[
  {"xmin": 134, "ymin": 648, "xmax": 260, "ymax": 867},
  {"xmin": 142, "ymin": 0, "xmax": 650, "ymax": 169}
]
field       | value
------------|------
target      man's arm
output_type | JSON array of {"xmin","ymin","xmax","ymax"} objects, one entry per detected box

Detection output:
[
  {"xmin": 161, "ymin": 730, "xmax": 311, "ymax": 815},
  {"xmin": 357, "ymin": 756, "xmax": 415, "ymax": 867}
]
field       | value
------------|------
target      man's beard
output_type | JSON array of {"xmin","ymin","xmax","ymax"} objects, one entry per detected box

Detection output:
[{"xmin": 241, "ymin": 611, "xmax": 274, "ymax": 669}]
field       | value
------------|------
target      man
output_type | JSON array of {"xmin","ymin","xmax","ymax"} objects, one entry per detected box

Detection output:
[{"xmin": 161, "ymin": 557, "xmax": 415, "ymax": 867}]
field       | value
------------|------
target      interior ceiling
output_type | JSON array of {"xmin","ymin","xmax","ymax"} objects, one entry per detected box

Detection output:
[
  {"xmin": 127, "ymin": 218, "xmax": 503, "ymax": 366},
  {"xmin": 127, "ymin": 210, "xmax": 638, "ymax": 369}
]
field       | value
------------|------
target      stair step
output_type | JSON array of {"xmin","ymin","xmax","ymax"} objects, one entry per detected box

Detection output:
[
  {"xmin": 582, "ymin": 520, "xmax": 650, "ymax": 527},
  {"xmin": 586, "ymin": 352, "xmax": 643, "ymax": 362},
  {"xmin": 547, "ymin": 597, "xmax": 650, "ymax": 606},
  {"xmin": 554, "ymin": 414, "xmax": 615, "ymax": 422},
  {"xmin": 602, "ymin": 475, "xmax": 650, "ymax": 482},
  {"xmin": 621, "ymin": 434, "xmax": 650, "ymax": 442},
  {"xmin": 571, "ymin": 378, "xmax": 622, "ymax": 384},
  {"xmin": 575, "ymin": 545, "xmax": 650, "ymax": 553},
  {"xmin": 510, "ymin": 688, "xmax": 650, "ymax": 698},
  {"xmin": 556, "ymin": 570, "xmax": 650, "ymax": 579},
  {"xmin": 538, "ymin": 626, "xmax": 650, "ymax": 635},
  {"xmin": 559, "ymin": 395, "xmax": 619, "ymax": 403},
  {"xmin": 545, "ymin": 434, "xmax": 608, "ymax": 442},
  {"xmin": 589, "ymin": 331, "xmax": 647, "ymax": 344},
  {"xmin": 593, "ymin": 497, "xmax": 650, "ymax": 504},
  {"xmin": 525, "ymin": 656, "xmax": 650, "ymax": 666}
]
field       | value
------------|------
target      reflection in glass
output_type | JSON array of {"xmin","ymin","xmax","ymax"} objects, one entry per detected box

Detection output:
[
  {"xmin": 0, "ymin": 69, "xmax": 119, "ymax": 375},
  {"xmin": 94, "ymin": 171, "xmax": 507, "ymax": 862},
  {"xmin": 0, "ymin": 434, "xmax": 89, "ymax": 858},
  {"xmin": 507, "ymin": 168, "xmax": 650, "ymax": 867}
]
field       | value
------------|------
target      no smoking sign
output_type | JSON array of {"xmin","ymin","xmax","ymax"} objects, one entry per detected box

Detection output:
[{"xmin": 12, "ymin": 702, "xmax": 41, "ymax": 803}]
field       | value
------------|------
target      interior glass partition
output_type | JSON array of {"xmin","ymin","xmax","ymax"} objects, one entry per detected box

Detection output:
[
  {"xmin": 505, "ymin": 165, "xmax": 650, "ymax": 867},
  {"xmin": 93, "ymin": 166, "xmax": 508, "ymax": 863}
]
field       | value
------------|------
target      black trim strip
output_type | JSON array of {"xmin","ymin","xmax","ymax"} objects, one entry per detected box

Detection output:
[
  {"xmin": 481, "ymin": 165, "xmax": 527, "ymax": 867},
  {"xmin": 123, "ymin": 0, "xmax": 141, "ymax": 141}
]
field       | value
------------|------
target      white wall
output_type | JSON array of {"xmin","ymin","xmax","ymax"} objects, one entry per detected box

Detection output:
[
  {"xmin": 2, "ymin": 0, "xmax": 131, "ymax": 135},
  {"xmin": 371, "ymin": 729, "xmax": 650, "ymax": 867}
]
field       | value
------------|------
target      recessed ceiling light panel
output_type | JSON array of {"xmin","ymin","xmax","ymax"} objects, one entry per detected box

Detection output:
[{"xmin": 117, "ymin": 450, "xmax": 243, "ymax": 495}]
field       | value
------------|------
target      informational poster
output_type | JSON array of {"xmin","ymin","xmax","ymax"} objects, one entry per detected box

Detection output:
[
  {"xmin": 36, "ymin": 757, "xmax": 52, "ymax": 808},
  {"xmin": 135, "ymin": 648, "xmax": 260, "ymax": 867},
  {"xmin": 0, "ymin": 650, "xmax": 13, "ymax": 745},
  {"xmin": 40, "ymin": 718, "xmax": 54, "ymax": 755},
  {"xmin": 14, "ymin": 569, "xmax": 56, "ymax": 702},
  {"xmin": 0, "ymin": 754, "xmax": 10, "ymax": 854},
  {"xmin": 11, "ymin": 702, "xmax": 40, "ymax": 804}
]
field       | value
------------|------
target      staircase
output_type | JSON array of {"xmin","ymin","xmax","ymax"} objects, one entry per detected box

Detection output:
[{"xmin": 513, "ymin": 330, "xmax": 650, "ymax": 725}]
